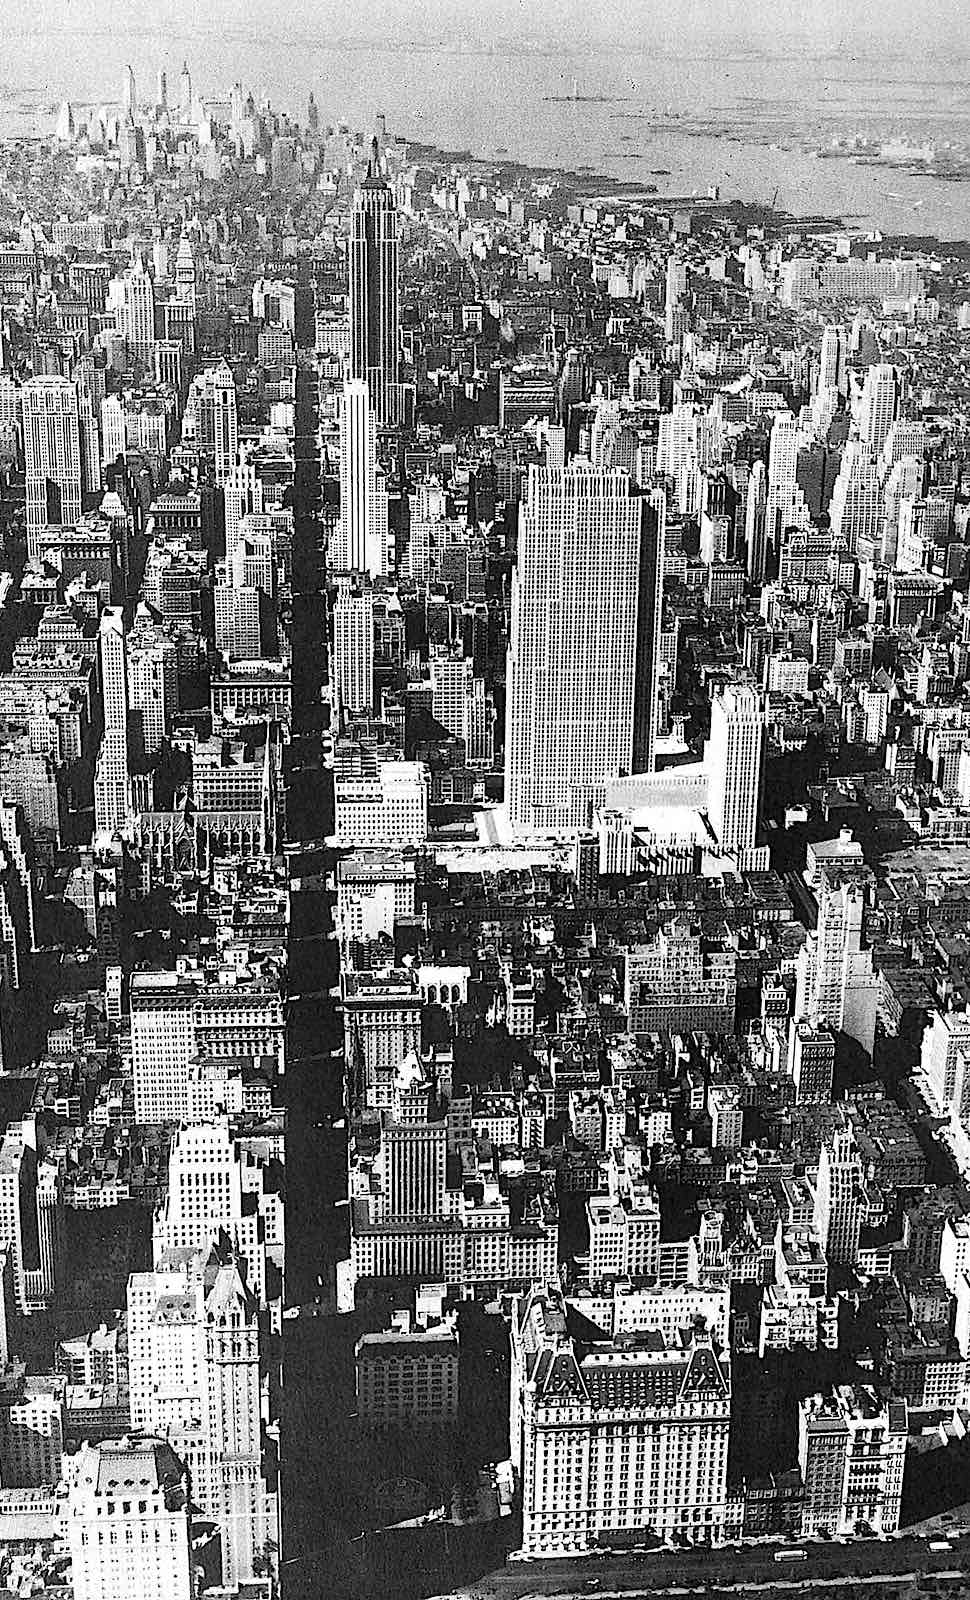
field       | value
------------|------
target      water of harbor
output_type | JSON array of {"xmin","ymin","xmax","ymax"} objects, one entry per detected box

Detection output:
[{"xmin": 3, "ymin": 29, "xmax": 970, "ymax": 239}]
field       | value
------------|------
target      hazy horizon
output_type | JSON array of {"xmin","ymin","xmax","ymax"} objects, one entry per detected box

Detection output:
[{"xmin": 11, "ymin": 0, "xmax": 970, "ymax": 54}]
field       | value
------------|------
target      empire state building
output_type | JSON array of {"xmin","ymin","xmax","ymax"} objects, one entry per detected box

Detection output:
[{"xmin": 350, "ymin": 137, "xmax": 400, "ymax": 425}]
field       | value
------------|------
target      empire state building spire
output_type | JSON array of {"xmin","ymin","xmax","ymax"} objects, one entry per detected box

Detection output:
[{"xmin": 349, "ymin": 135, "xmax": 399, "ymax": 425}]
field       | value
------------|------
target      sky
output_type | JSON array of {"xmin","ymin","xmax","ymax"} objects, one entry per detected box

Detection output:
[{"xmin": 10, "ymin": 0, "xmax": 970, "ymax": 51}]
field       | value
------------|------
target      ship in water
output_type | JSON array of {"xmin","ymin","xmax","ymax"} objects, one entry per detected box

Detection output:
[{"xmin": 544, "ymin": 76, "xmax": 629, "ymax": 104}]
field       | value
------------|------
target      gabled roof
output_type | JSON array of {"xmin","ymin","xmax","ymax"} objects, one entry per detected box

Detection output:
[
  {"xmin": 679, "ymin": 1340, "xmax": 729, "ymax": 1403},
  {"xmin": 539, "ymin": 1348, "xmax": 589, "ymax": 1405}
]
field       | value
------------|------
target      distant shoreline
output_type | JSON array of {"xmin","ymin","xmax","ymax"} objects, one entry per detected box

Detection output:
[{"xmin": 405, "ymin": 137, "xmax": 970, "ymax": 252}]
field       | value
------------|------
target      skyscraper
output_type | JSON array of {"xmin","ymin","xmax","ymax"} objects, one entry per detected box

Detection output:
[
  {"xmin": 704, "ymin": 679, "xmax": 765, "ymax": 862},
  {"xmin": 376, "ymin": 1057, "xmax": 448, "ymax": 1222},
  {"xmin": 179, "ymin": 61, "xmax": 192, "ymax": 120},
  {"xmin": 174, "ymin": 234, "xmax": 197, "ymax": 310},
  {"xmin": 126, "ymin": 615, "xmax": 178, "ymax": 759},
  {"xmin": 118, "ymin": 254, "xmax": 155, "ymax": 366},
  {"xmin": 766, "ymin": 410, "xmax": 811, "ymax": 542},
  {"xmin": 828, "ymin": 441, "xmax": 883, "ymax": 559},
  {"xmin": 812, "ymin": 1125, "xmax": 864, "ymax": 1267},
  {"xmin": 744, "ymin": 459, "xmax": 767, "ymax": 582},
  {"xmin": 859, "ymin": 363, "xmax": 900, "ymax": 456},
  {"xmin": 505, "ymin": 465, "xmax": 661, "ymax": 833},
  {"xmin": 94, "ymin": 607, "xmax": 130, "ymax": 834},
  {"xmin": 22, "ymin": 377, "xmax": 83, "ymax": 556},
  {"xmin": 123, "ymin": 65, "xmax": 136, "ymax": 119},
  {"xmin": 126, "ymin": 1239, "xmax": 275, "ymax": 1586},
  {"xmin": 794, "ymin": 864, "xmax": 879, "ymax": 1056},
  {"xmin": 100, "ymin": 394, "xmax": 126, "ymax": 466},
  {"xmin": 68, "ymin": 1438, "xmax": 194, "ymax": 1600},
  {"xmin": 0, "ymin": 803, "xmax": 35, "ymax": 959},
  {"xmin": 333, "ymin": 378, "xmax": 388, "ymax": 575},
  {"xmin": 224, "ymin": 452, "xmax": 264, "ymax": 566},
  {"xmin": 350, "ymin": 139, "xmax": 399, "ymax": 424},
  {"xmin": 818, "ymin": 323, "xmax": 847, "ymax": 396},
  {"xmin": 185, "ymin": 361, "xmax": 237, "ymax": 484},
  {"xmin": 333, "ymin": 579, "xmax": 375, "ymax": 715}
]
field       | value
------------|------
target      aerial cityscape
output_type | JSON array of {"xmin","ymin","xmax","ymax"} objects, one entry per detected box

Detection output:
[{"xmin": 0, "ymin": 6, "xmax": 967, "ymax": 1599}]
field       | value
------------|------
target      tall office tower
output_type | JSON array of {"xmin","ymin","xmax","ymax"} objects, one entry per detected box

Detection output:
[
  {"xmin": 152, "ymin": 1120, "xmax": 278, "ymax": 1305},
  {"xmin": 766, "ymin": 410, "xmax": 811, "ymax": 541},
  {"xmin": 829, "ymin": 441, "xmax": 883, "ymax": 559},
  {"xmin": 174, "ymin": 233, "xmax": 197, "ymax": 309},
  {"xmin": 210, "ymin": 364, "xmax": 238, "ymax": 486},
  {"xmin": 657, "ymin": 401, "xmax": 700, "ymax": 481},
  {"xmin": 118, "ymin": 255, "xmax": 155, "ymax": 366},
  {"xmin": 231, "ymin": 531, "xmax": 274, "ymax": 597},
  {"xmin": 558, "ymin": 346, "xmax": 587, "ymax": 427},
  {"xmin": 342, "ymin": 971, "xmax": 424, "ymax": 1110},
  {"xmin": 807, "ymin": 383, "xmax": 840, "ymax": 445},
  {"xmin": 745, "ymin": 459, "xmax": 767, "ymax": 581},
  {"xmin": 430, "ymin": 651, "xmax": 474, "ymax": 740},
  {"xmin": 333, "ymin": 580, "xmax": 374, "ymax": 715},
  {"xmin": 704, "ymin": 680, "xmax": 765, "ymax": 862},
  {"xmin": 920, "ymin": 1008, "xmax": 970, "ymax": 1123},
  {"xmin": 0, "ymin": 1121, "xmax": 62, "ymax": 1313},
  {"xmin": 429, "ymin": 652, "xmax": 493, "ymax": 767},
  {"xmin": 184, "ymin": 361, "xmax": 237, "ymax": 484},
  {"xmin": 123, "ymin": 65, "xmax": 136, "ymax": 118},
  {"xmin": 156, "ymin": 68, "xmax": 167, "ymax": 112},
  {"xmin": 790, "ymin": 1020, "xmax": 836, "ymax": 1105},
  {"xmin": 799, "ymin": 1387, "xmax": 907, "ymax": 1538},
  {"xmin": 0, "ymin": 804, "xmax": 34, "ymax": 988},
  {"xmin": 506, "ymin": 466, "xmax": 662, "ymax": 833},
  {"xmin": 100, "ymin": 606, "xmax": 130, "ymax": 741},
  {"xmin": 127, "ymin": 1243, "xmax": 275, "ymax": 1587},
  {"xmin": 76, "ymin": 389, "xmax": 101, "ymax": 498},
  {"xmin": 22, "ymin": 376, "xmax": 83, "ymax": 556},
  {"xmin": 0, "ymin": 803, "xmax": 35, "ymax": 955},
  {"xmin": 511, "ymin": 1284, "xmax": 731, "ymax": 1556},
  {"xmin": 812, "ymin": 1125, "xmax": 864, "ymax": 1267},
  {"xmin": 665, "ymin": 254, "xmax": 688, "ymax": 316},
  {"xmin": 859, "ymin": 363, "xmax": 900, "ymax": 455},
  {"xmin": 215, "ymin": 580, "xmax": 262, "ymax": 660},
  {"xmin": 542, "ymin": 421, "xmax": 566, "ymax": 470},
  {"xmin": 880, "ymin": 417, "xmax": 928, "ymax": 478},
  {"xmin": 224, "ymin": 453, "xmax": 263, "ymax": 565},
  {"xmin": 68, "ymin": 1438, "xmax": 194, "ymax": 1600},
  {"xmin": 589, "ymin": 398, "xmax": 621, "ymax": 469},
  {"xmin": 818, "ymin": 323, "xmax": 847, "ymax": 396},
  {"xmin": 333, "ymin": 378, "xmax": 388, "ymax": 575},
  {"xmin": 153, "ymin": 338, "xmax": 183, "ymax": 393},
  {"xmin": 94, "ymin": 608, "xmax": 130, "ymax": 834},
  {"xmin": 881, "ymin": 454, "xmax": 923, "ymax": 566},
  {"xmin": 350, "ymin": 138, "xmax": 399, "ymax": 424},
  {"xmin": 179, "ymin": 61, "xmax": 192, "ymax": 119},
  {"xmin": 375, "ymin": 1057, "xmax": 448, "ymax": 1222},
  {"xmin": 126, "ymin": 623, "xmax": 178, "ymax": 758},
  {"xmin": 100, "ymin": 393, "xmax": 126, "ymax": 465},
  {"xmin": 794, "ymin": 865, "xmax": 879, "ymax": 1056}
]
